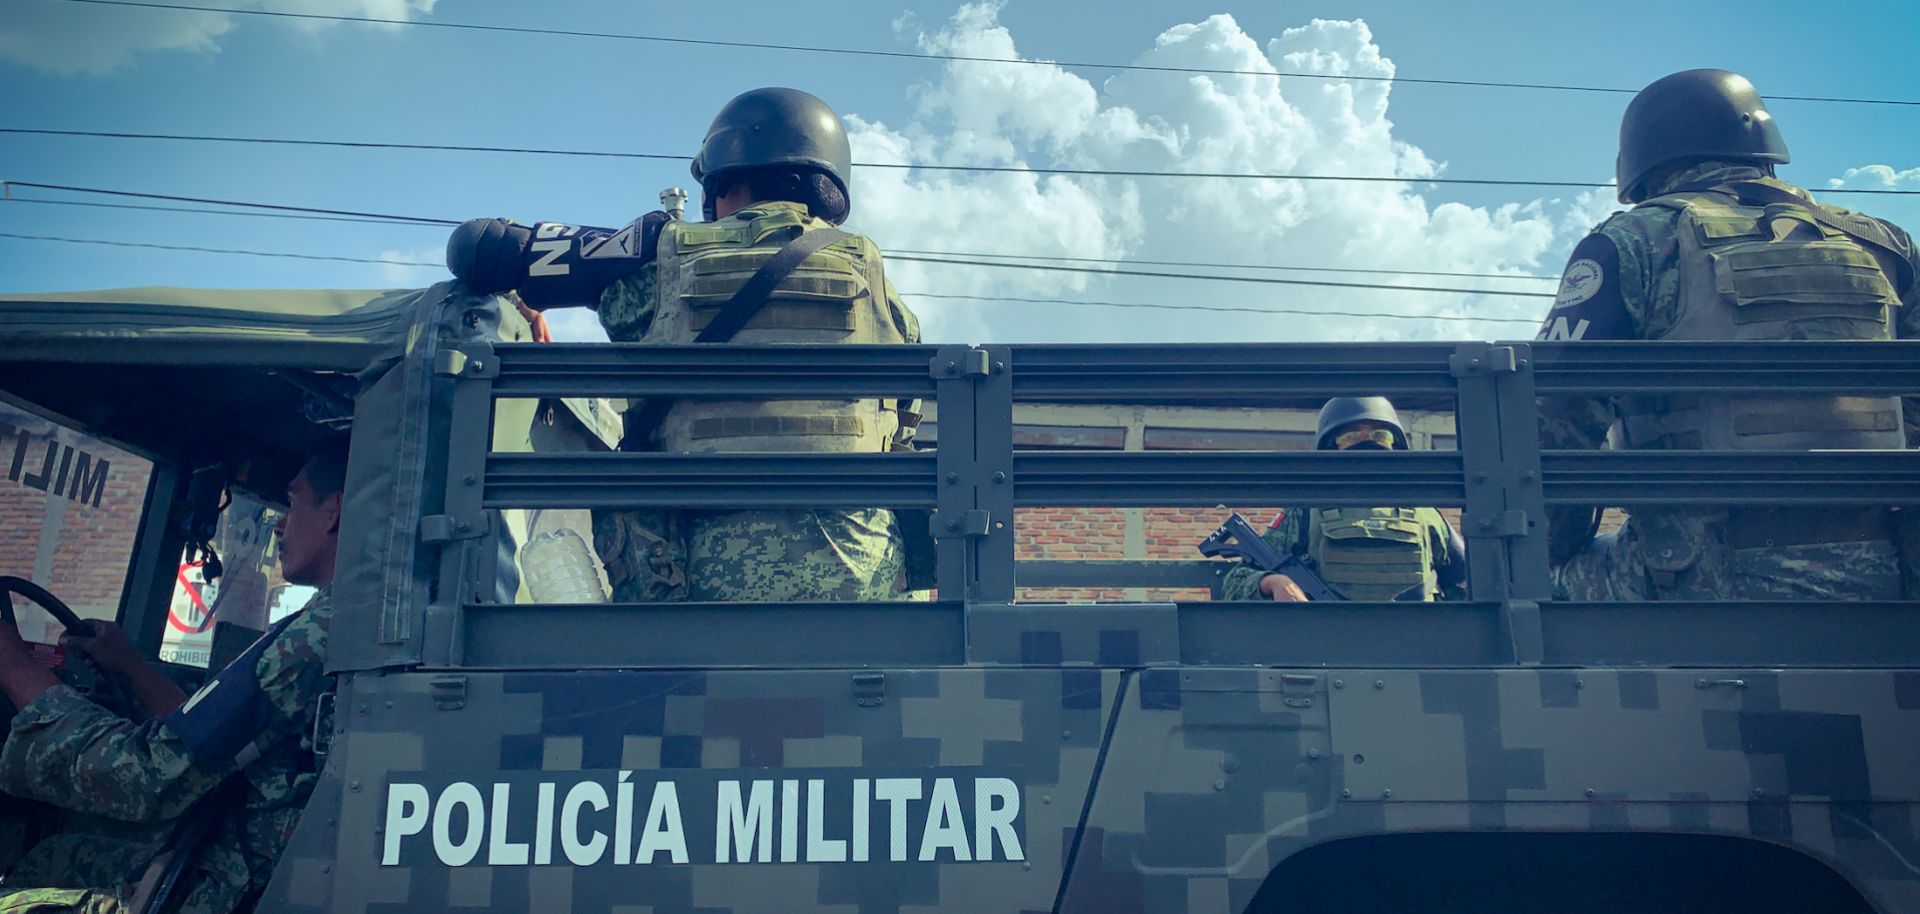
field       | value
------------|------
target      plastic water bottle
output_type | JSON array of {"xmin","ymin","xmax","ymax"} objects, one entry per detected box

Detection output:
[{"xmin": 519, "ymin": 528, "xmax": 608, "ymax": 604}]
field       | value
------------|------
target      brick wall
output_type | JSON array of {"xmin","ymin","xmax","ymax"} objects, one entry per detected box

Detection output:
[{"xmin": 0, "ymin": 407, "xmax": 153, "ymax": 641}]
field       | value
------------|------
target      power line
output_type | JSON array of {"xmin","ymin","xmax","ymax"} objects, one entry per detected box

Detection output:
[
  {"xmin": 9, "ymin": 128, "xmax": 1918, "ymax": 195},
  {"xmin": 0, "ymin": 196, "xmax": 1559, "ymax": 282},
  {"xmin": 0, "ymin": 183, "xmax": 1567, "ymax": 288},
  {"xmin": 892, "ymin": 249, "xmax": 1558, "ymax": 281},
  {"xmin": 1, "ymin": 194, "xmax": 424, "ymax": 226},
  {"xmin": 55, "ymin": 0, "xmax": 1920, "ymax": 107},
  {"xmin": 2, "ymin": 181, "xmax": 459, "ymax": 225},
  {"xmin": 908, "ymin": 292, "xmax": 1539, "ymax": 325},
  {"xmin": 890, "ymin": 255, "xmax": 1554, "ymax": 298},
  {"xmin": 0, "ymin": 231, "xmax": 1548, "ymax": 324},
  {"xmin": 0, "ymin": 231, "xmax": 442, "ymax": 266}
]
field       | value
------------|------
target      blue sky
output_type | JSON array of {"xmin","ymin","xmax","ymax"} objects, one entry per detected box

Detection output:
[{"xmin": 2, "ymin": 0, "xmax": 1916, "ymax": 343}]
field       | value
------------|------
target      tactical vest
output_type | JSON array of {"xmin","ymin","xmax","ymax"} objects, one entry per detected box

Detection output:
[
  {"xmin": 1618, "ymin": 181, "xmax": 1907, "ymax": 451},
  {"xmin": 644, "ymin": 203, "xmax": 909, "ymax": 453},
  {"xmin": 1309, "ymin": 508, "xmax": 1439, "ymax": 601}
]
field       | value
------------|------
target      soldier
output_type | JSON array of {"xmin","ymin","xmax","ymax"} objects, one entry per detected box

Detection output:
[
  {"xmin": 1539, "ymin": 68, "xmax": 1920, "ymax": 601},
  {"xmin": 1221, "ymin": 397, "xmax": 1467, "ymax": 601},
  {"xmin": 447, "ymin": 87, "xmax": 924, "ymax": 603},
  {"xmin": 0, "ymin": 434, "xmax": 347, "ymax": 914}
]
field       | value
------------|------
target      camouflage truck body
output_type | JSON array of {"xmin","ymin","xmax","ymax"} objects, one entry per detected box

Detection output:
[
  {"xmin": 5, "ymin": 285, "xmax": 1919, "ymax": 912},
  {"xmin": 274, "ymin": 662, "xmax": 1920, "ymax": 913}
]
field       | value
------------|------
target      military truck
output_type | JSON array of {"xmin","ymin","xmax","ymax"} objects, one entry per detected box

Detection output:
[{"xmin": 2, "ymin": 282, "xmax": 1918, "ymax": 913}]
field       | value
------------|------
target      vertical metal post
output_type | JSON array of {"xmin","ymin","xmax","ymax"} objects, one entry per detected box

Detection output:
[
  {"xmin": 1495, "ymin": 343, "xmax": 1552, "ymax": 601},
  {"xmin": 1454, "ymin": 343, "xmax": 1512, "ymax": 602},
  {"xmin": 421, "ymin": 343, "xmax": 498, "ymax": 666},
  {"xmin": 121, "ymin": 461, "xmax": 186, "ymax": 660},
  {"xmin": 930, "ymin": 345, "xmax": 980, "ymax": 602},
  {"xmin": 973, "ymin": 346, "xmax": 1016, "ymax": 603},
  {"xmin": 1451, "ymin": 342, "xmax": 1547, "ymax": 664}
]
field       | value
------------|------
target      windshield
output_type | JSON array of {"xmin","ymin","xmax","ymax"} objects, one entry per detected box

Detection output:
[
  {"xmin": 162, "ymin": 489, "xmax": 317, "ymax": 668},
  {"xmin": 0, "ymin": 400, "xmax": 153, "ymax": 645}
]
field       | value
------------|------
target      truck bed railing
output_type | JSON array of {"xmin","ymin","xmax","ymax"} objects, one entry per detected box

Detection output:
[{"xmin": 408, "ymin": 339, "xmax": 1920, "ymax": 672}]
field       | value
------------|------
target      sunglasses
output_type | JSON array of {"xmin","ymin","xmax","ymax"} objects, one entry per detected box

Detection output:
[{"xmin": 1334, "ymin": 427, "xmax": 1398, "ymax": 449}]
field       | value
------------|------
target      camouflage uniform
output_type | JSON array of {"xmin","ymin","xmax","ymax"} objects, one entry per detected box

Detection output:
[
  {"xmin": 595, "ymin": 201, "xmax": 923, "ymax": 603},
  {"xmin": 1219, "ymin": 508, "xmax": 1468, "ymax": 601},
  {"xmin": 1539, "ymin": 162, "xmax": 1920, "ymax": 600},
  {"xmin": 0, "ymin": 590, "xmax": 336, "ymax": 913}
]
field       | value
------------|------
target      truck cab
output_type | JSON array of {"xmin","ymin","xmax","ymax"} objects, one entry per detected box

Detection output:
[{"xmin": 2, "ymin": 282, "xmax": 1916, "ymax": 913}]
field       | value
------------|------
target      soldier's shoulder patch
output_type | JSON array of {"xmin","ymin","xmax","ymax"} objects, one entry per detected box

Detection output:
[
  {"xmin": 1553, "ymin": 258, "xmax": 1604, "ymax": 310},
  {"xmin": 1267, "ymin": 510, "xmax": 1288, "ymax": 529}
]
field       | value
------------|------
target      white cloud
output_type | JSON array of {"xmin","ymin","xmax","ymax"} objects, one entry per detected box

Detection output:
[
  {"xmin": 544, "ymin": 309, "xmax": 610, "ymax": 343},
  {"xmin": 1824, "ymin": 165, "xmax": 1920, "ymax": 245},
  {"xmin": 374, "ymin": 246, "xmax": 444, "ymax": 287},
  {"xmin": 0, "ymin": 0, "xmax": 435, "ymax": 76},
  {"xmin": 1828, "ymin": 165, "xmax": 1920, "ymax": 190},
  {"xmin": 845, "ymin": 4, "xmax": 1604, "ymax": 343}
]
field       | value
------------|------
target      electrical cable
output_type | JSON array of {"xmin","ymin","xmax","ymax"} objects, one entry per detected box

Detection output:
[
  {"xmin": 54, "ymin": 0, "xmax": 1920, "ymax": 106},
  {"xmin": 889, "ymin": 255, "xmax": 1554, "ymax": 298},
  {"xmin": 0, "ymin": 196, "xmax": 1562, "ymax": 281},
  {"xmin": 0, "ymin": 231, "xmax": 1550, "ymax": 323},
  {"xmin": 0, "ymin": 183, "xmax": 1565, "ymax": 289},
  {"xmin": 6, "ymin": 129, "xmax": 1916, "ymax": 195}
]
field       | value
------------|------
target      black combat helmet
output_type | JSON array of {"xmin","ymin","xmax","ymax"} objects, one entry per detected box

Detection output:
[
  {"xmin": 1316, "ymin": 397, "xmax": 1408, "ymax": 450},
  {"xmin": 1616, "ymin": 68, "xmax": 1790, "ymax": 204},
  {"xmin": 691, "ymin": 87, "xmax": 854, "ymax": 205}
]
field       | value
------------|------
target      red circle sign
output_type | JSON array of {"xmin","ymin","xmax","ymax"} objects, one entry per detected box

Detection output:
[{"xmin": 169, "ymin": 562, "xmax": 218, "ymax": 634}]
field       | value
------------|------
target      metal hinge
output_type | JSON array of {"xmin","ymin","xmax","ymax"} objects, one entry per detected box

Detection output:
[
  {"xmin": 431, "ymin": 675, "xmax": 468, "ymax": 710},
  {"xmin": 420, "ymin": 514, "xmax": 488, "ymax": 544},
  {"xmin": 930, "ymin": 349, "xmax": 991, "ymax": 379},
  {"xmin": 1449, "ymin": 345, "xmax": 1519, "ymax": 377},
  {"xmin": 310, "ymin": 691, "xmax": 337, "ymax": 757},
  {"xmin": 930, "ymin": 509, "xmax": 992, "ymax": 540},
  {"xmin": 1279, "ymin": 673, "xmax": 1318, "ymax": 708},
  {"xmin": 435, "ymin": 346, "xmax": 499, "ymax": 378},
  {"xmin": 852, "ymin": 672, "xmax": 886, "ymax": 707},
  {"xmin": 1466, "ymin": 510, "xmax": 1532, "ymax": 539}
]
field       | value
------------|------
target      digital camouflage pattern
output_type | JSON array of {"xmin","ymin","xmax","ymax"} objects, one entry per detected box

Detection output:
[
  {"xmin": 1539, "ymin": 162, "xmax": 1920, "ymax": 600},
  {"xmin": 0, "ymin": 831, "xmax": 164, "ymax": 913},
  {"xmin": 1555, "ymin": 515, "xmax": 1902, "ymax": 602},
  {"xmin": 592, "ymin": 208, "xmax": 923, "ymax": 603},
  {"xmin": 1218, "ymin": 508, "xmax": 1466, "ymax": 601},
  {"xmin": 591, "ymin": 508, "xmax": 688, "ymax": 603},
  {"xmin": 0, "ymin": 590, "xmax": 336, "ymax": 914},
  {"xmin": 257, "ymin": 659, "xmax": 1920, "ymax": 913}
]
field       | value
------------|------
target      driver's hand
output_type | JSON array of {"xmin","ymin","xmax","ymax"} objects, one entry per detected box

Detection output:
[
  {"xmin": 0, "ymin": 608, "xmax": 29, "ymax": 662},
  {"xmin": 1259, "ymin": 573, "xmax": 1309, "ymax": 602},
  {"xmin": 60, "ymin": 620, "xmax": 142, "ymax": 676}
]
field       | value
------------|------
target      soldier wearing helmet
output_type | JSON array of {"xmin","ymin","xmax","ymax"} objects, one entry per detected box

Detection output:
[
  {"xmin": 1538, "ymin": 69, "xmax": 1920, "ymax": 601},
  {"xmin": 1219, "ymin": 397, "xmax": 1467, "ymax": 602},
  {"xmin": 446, "ymin": 88, "xmax": 924, "ymax": 602}
]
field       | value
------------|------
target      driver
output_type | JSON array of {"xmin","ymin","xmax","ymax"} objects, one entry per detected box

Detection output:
[{"xmin": 0, "ymin": 434, "xmax": 348, "ymax": 914}]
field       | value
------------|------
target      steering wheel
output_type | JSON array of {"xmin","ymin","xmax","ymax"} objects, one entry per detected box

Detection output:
[
  {"xmin": 0, "ymin": 576, "xmax": 132, "ymax": 719},
  {"xmin": 0, "ymin": 577, "xmax": 116, "ymax": 874}
]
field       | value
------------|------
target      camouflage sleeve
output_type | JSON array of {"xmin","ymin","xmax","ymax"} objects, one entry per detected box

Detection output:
[
  {"xmin": 1884, "ymin": 221, "xmax": 1920, "ymax": 439},
  {"xmin": 1218, "ymin": 510, "xmax": 1303, "ymax": 600},
  {"xmin": 1424, "ymin": 509, "xmax": 1470, "ymax": 601},
  {"xmin": 596, "ymin": 261, "xmax": 658, "ymax": 343},
  {"xmin": 1537, "ymin": 228, "xmax": 1642, "ymax": 565},
  {"xmin": 883, "ymin": 277, "xmax": 921, "ymax": 345},
  {"xmin": 1888, "ymin": 221, "xmax": 1920, "ymax": 597},
  {"xmin": 0, "ymin": 685, "xmax": 214, "ymax": 822},
  {"xmin": 884, "ymin": 279, "xmax": 925, "ymax": 449},
  {"xmin": 0, "ymin": 597, "xmax": 331, "ymax": 823}
]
